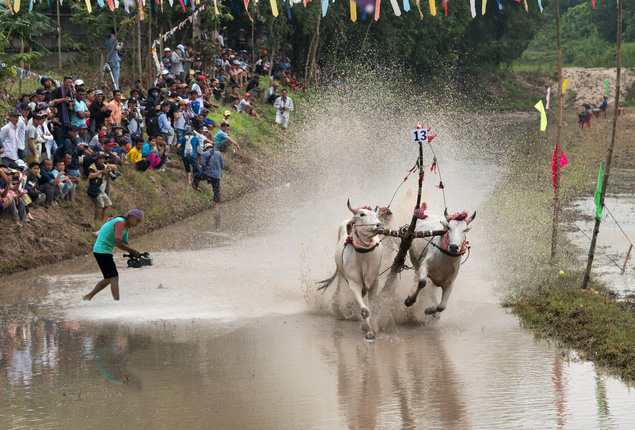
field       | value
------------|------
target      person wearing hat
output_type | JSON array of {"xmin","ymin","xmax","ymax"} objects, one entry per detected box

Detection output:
[
  {"xmin": 145, "ymin": 87, "xmax": 161, "ymax": 114},
  {"xmin": 74, "ymin": 79, "xmax": 85, "ymax": 89},
  {"xmin": 71, "ymin": 88, "xmax": 90, "ymax": 129},
  {"xmin": 40, "ymin": 76, "xmax": 55, "ymax": 102},
  {"xmin": 56, "ymin": 125, "xmax": 83, "ymax": 178},
  {"xmin": 266, "ymin": 81, "xmax": 280, "ymax": 104},
  {"xmin": 132, "ymin": 80, "xmax": 146, "ymax": 101},
  {"xmin": 104, "ymin": 28, "xmax": 123, "ymax": 89},
  {"xmin": 237, "ymin": 93, "xmax": 260, "ymax": 119},
  {"xmin": 83, "ymin": 208, "xmax": 144, "ymax": 301},
  {"xmin": 171, "ymin": 44, "xmax": 186, "ymax": 83},
  {"xmin": 17, "ymin": 102, "xmax": 32, "ymax": 160},
  {"xmin": 223, "ymin": 110, "xmax": 232, "ymax": 124},
  {"xmin": 34, "ymin": 87, "xmax": 48, "ymax": 105},
  {"xmin": 88, "ymin": 90, "xmax": 110, "ymax": 134},
  {"xmin": 195, "ymin": 141, "xmax": 224, "ymax": 210},
  {"xmin": 0, "ymin": 111, "xmax": 22, "ymax": 169},
  {"xmin": 162, "ymin": 47, "xmax": 173, "ymax": 71}
]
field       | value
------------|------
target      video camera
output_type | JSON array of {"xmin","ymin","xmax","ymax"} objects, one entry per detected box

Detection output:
[{"xmin": 123, "ymin": 252, "xmax": 153, "ymax": 268}]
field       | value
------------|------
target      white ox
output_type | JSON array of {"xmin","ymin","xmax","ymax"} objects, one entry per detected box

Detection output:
[
  {"xmin": 404, "ymin": 209, "xmax": 476, "ymax": 317},
  {"xmin": 319, "ymin": 200, "xmax": 385, "ymax": 341}
]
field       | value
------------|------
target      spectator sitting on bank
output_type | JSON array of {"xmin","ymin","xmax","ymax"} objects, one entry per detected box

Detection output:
[
  {"xmin": 237, "ymin": 93, "xmax": 261, "ymax": 119},
  {"xmin": 246, "ymin": 75, "xmax": 264, "ymax": 100},
  {"xmin": 223, "ymin": 110, "xmax": 231, "ymax": 124},
  {"xmin": 52, "ymin": 158, "xmax": 74, "ymax": 201},
  {"xmin": 77, "ymin": 124, "xmax": 92, "ymax": 146},
  {"xmin": 196, "ymin": 142, "xmax": 224, "ymax": 211},
  {"xmin": 224, "ymin": 86, "xmax": 241, "ymax": 107},
  {"xmin": 103, "ymin": 139, "xmax": 122, "ymax": 165},
  {"xmin": 24, "ymin": 161, "xmax": 46, "ymax": 207},
  {"xmin": 142, "ymin": 136, "xmax": 166, "ymax": 170},
  {"xmin": 197, "ymin": 108, "xmax": 217, "ymax": 132},
  {"xmin": 593, "ymin": 96, "xmax": 609, "ymax": 117},
  {"xmin": 213, "ymin": 122, "xmax": 240, "ymax": 153},
  {"xmin": 87, "ymin": 151, "xmax": 113, "ymax": 224},
  {"xmin": 38, "ymin": 159, "xmax": 62, "ymax": 207},
  {"xmin": 265, "ymin": 82, "xmax": 279, "ymax": 104},
  {"xmin": 0, "ymin": 166, "xmax": 29, "ymax": 226},
  {"xmin": 177, "ymin": 130, "xmax": 202, "ymax": 188},
  {"xmin": 90, "ymin": 129, "xmax": 109, "ymax": 153},
  {"xmin": 126, "ymin": 135, "xmax": 150, "ymax": 171},
  {"xmin": 62, "ymin": 153, "xmax": 80, "ymax": 201},
  {"xmin": 578, "ymin": 104, "xmax": 592, "ymax": 122}
]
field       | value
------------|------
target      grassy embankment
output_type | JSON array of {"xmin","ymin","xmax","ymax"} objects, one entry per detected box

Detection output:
[
  {"xmin": 0, "ymin": 72, "xmax": 312, "ymax": 284},
  {"xmin": 494, "ymin": 99, "xmax": 635, "ymax": 380}
]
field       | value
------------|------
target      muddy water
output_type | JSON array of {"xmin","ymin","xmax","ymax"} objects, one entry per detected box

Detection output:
[
  {"xmin": 2, "ymin": 114, "xmax": 635, "ymax": 429},
  {"xmin": 568, "ymin": 195, "xmax": 635, "ymax": 301}
]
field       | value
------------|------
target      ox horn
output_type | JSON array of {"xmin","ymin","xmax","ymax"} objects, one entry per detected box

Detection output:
[
  {"xmin": 347, "ymin": 199, "xmax": 355, "ymax": 214},
  {"xmin": 467, "ymin": 211, "xmax": 477, "ymax": 224},
  {"xmin": 444, "ymin": 208, "xmax": 450, "ymax": 220}
]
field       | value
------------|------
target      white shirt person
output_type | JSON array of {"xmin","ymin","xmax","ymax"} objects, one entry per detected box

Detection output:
[{"xmin": 273, "ymin": 90, "xmax": 294, "ymax": 129}]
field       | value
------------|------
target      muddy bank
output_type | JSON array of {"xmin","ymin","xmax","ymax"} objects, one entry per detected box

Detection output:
[{"xmin": 0, "ymin": 130, "xmax": 294, "ymax": 292}]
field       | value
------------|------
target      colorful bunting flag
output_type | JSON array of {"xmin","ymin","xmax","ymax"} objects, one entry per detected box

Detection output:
[
  {"xmin": 428, "ymin": 0, "xmax": 435, "ymax": 16},
  {"xmin": 552, "ymin": 145, "xmax": 568, "ymax": 189},
  {"xmin": 562, "ymin": 78, "xmax": 569, "ymax": 94},
  {"xmin": 594, "ymin": 163, "xmax": 603, "ymax": 221},
  {"xmin": 535, "ymin": 100, "xmax": 547, "ymax": 131},
  {"xmin": 375, "ymin": 0, "xmax": 380, "ymax": 20},
  {"xmin": 546, "ymin": 87, "xmax": 551, "ymax": 110},
  {"xmin": 604, "ymin": 78, "xmax": 609, "ymax": 94},
  {"xmin": 389, "ymin": 0, "xmax": 401, "ymax": 16},
  {"xmin": 470, "ymin": 0, "xmax": 476, "ymax": 18},
  {"xmin": 482, "ymin": 0, "xmax": 487, "ymax": 15},
  {"xmin": 350, "ymin": 0, "xmax": 357, "ymax": 21},
  {"xmin": 403, "ymin": 0, "xmax": 410, "ymax": 12},
  {"xmin": 14, "ymin": 0, "xmax": 19, "ymax": 11},
  {"xmin": 322, "ymin": 0, "xmax": 327, "ymax": 17}
]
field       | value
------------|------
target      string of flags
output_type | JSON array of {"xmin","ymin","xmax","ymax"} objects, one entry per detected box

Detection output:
[
  {"xmin": 0, "ymin": 62, "xmax": 62, "ymax": 87},
  {"xmin": 3, "ymin": 0, "xmax": 556, "ymax": 20}
]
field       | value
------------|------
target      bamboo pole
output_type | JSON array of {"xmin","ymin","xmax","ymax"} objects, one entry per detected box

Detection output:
[
  {"xmin": 550, "ymin": 0, "xmax": 564, "ymax": 265},
  {"xmin": 137, "ymin": 7, "xmax": 143, "ymax": 80},
  {"xmin": 391, "ymin": 141, "xmax": 425, "ymax": 272},
  {"xmin": 18, "ymin": 39, "xmax": 23, "ymax": 96},
  {"xmin": 582, "ymin": 0, "xmax": 622, "ymax": 289},
  {"xmin": 56, "ymin": 0, "xmax": 62, "ymax": 71},
  {"xmin": 622, "ymin": 244, "xmax": 633, "ymax": 275}
]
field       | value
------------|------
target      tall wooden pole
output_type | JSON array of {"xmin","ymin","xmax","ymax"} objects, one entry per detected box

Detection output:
[
  {"xmin": 137, "ymin": 7, "xmax": 143, "ymax": 79},
  {"xmin": 391, "ymin": 141, "xmax": 425, "ymax": 272},
  {"xmin": 56, "ymin": 0, "xmax": 62, "ymax": 71},
  {"xmin": 582, "ymin": 0, "xmax": 622, "ymax": 289},
  {"xmin": 550, "ymin": 0, "xmax": 564, "ymax": 265}
]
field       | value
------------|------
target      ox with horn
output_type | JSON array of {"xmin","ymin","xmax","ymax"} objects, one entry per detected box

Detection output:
[
  {"xmin": 318, "ymin": 200, "xmax": 385, "ymax": 341},
  {"xmin": 403, "ymin": 208, "xmax": 476, "ymax": 317}
]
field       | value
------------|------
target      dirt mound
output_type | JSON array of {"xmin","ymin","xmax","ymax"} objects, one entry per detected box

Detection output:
[{"xmin": 561, "ymin": 67, "xmax": 635, "ymax": 108}]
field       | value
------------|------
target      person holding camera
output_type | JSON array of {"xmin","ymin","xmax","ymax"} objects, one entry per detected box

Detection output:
[
  {"xmin": 273, "ymin": 89, "xmax": 294, "ymax": 129},
  {"xmin": 89, "ymin": 91, "xmax": 111, "ymax": 135},
  {"xmin": 83, "ymin": 209, "xmax": 144, "ymax": 302},
  {"xmin": 87, "ymin": 152, "xmax": 115, "ymax": 224}
]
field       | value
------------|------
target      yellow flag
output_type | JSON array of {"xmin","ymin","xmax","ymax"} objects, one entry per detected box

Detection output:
[
  {"xmin": 14, "ymin": 0, "xmax": 20, "ymax": 12},
  {"xmin": 270, "ymin": 0, "xmax": 278, "ymax": 17},
  {"xmin": 350, "ymin": 0, "xmax": 357, "ymax": 21},
  {"xmin": 534, "ymin": 100, "xmax": 547, "ymax": 131},
  {"xmin": 482, "ymin": 0, "xmax": 487, "ymax": 15},
  {"xmin": 429, "ymin": 0, "xmax": 436, "ymax": 15},
  {"xmin": 562, "ymin": 78, "xmax": 569, "ymax": 94},
  {"xmin": 86, "ymin": 0, "xmax": 92, "ymax": 13}
]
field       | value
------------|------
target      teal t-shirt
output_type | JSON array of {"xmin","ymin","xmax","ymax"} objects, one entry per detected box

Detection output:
[{"xmin": 93, "ymin": 217, "xmax": 129, "ymax": 254}]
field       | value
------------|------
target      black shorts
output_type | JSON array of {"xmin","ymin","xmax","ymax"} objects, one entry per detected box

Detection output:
[{"xmin": 94, "ymin": 252, "xmax": 118, "ymax": 279}]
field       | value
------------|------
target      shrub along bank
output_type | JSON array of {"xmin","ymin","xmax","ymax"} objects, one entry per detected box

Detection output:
[{"xmin": 496, "ymin": 107, "xmax": 635, "ymax": 380}]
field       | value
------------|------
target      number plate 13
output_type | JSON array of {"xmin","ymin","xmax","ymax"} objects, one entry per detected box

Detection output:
[{"xmin": 411, "ymin": 129, "xmax": 428, "ymax": 142}]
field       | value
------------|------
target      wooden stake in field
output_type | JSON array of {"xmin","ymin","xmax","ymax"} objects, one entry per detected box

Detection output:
[
  {"xmin": 550, "ymin": 0, "xmax": 564, "ymax": 265},
  {"xmin": 582, "ymin": 0, "xmax": 623, "ymax": 289}
]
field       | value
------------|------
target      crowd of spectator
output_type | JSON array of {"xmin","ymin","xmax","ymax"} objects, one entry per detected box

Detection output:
[{"xmin": 0, "ymin": 29, "xmax": 303, "ymax": 231}]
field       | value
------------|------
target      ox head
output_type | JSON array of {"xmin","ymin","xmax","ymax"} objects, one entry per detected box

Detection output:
[
  {"xmin": 347, "ymin": 199, "xmax": 385, "ymax": 238},
  {"xmin": 440, "ymin": 209, "xmax": 476, "ymax": 254}
]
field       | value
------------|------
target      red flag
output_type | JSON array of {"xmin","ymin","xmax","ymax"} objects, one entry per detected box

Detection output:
[{"xmin": 552, "ymin": 145, "xmax": 568, "ymax": 189}]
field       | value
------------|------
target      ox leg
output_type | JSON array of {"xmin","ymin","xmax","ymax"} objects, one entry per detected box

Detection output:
[
  {"xmin": 425, "ymin": 282, "xmax": 455, "ymax": 316},
  {"xmin": 349, "ymin": 281, "xmax": 375, "ymax": 341},
  {"xmin": 405, "ymin": 264, "xmax": 427, "ymax": 307}
]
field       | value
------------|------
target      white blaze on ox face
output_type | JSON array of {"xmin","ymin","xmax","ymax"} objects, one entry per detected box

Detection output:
[{"xmin": 440, "ymin": 219, "xmax": 472, "ymax": 253}]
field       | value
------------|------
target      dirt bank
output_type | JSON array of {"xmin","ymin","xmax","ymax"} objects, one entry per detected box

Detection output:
[{"xmin": 0, "ymin": 124, "xmax": 295, "ymax": 289}]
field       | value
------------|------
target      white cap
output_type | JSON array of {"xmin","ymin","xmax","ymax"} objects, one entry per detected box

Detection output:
[
  {"xmin": 202, "ymin": 126, "xmax": 209, "ymax": 132},
  {"xmin": 74, "ymin": 79, "xmax": 84, "ymax": 86},
  {"xmin": 161, "ymin": 70, "xmax": 169, "ymax": 75}
]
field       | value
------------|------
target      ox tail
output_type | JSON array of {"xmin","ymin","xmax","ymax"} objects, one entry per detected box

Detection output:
[{"xmin": 317, "ymin": 269, "xmax": 338, "ymax": 292}]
